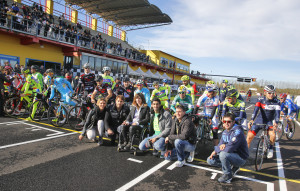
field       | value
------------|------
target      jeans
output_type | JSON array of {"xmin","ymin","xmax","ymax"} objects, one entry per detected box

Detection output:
[
  {"xmin": 86, "ymin": 120, "xmax": 104, "ymax": 140},
  {"xmin": 207, "ymin": 151, "xmax": 246, "ymax": 175},
  {"xmin": 174, "ymin": 139, "xmax": 195, "ymax": 162},
  {"xmin": 139, "ymin": 135, "xmax": 166, "ymax": 151}
]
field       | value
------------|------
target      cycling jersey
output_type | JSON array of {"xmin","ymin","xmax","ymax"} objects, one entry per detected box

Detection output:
[
  {"xmin": 197, "ymin": 95, "xmax": 219, "ymax": 118},
  {"xmin": 171, "ymin": 94, "xmax": 194, "ymax": 114},
  {"xmin": 32, "ymin": 72, "xmax": 44, "ymax": 89},
  {"xmin": 78, "ymin": 73, "xmax": 96, "ymax": 93},
  {"xmin": 251, "ymin": 97, "xmax": 280, "ymax": 125},
  {"xmin": 180, "ymin": 84, "xmax": 195, "ymax": 104},
  {"xmin": 93, "ymin": 83, "xmax": 112, "ymax": 99},
  {"xmin": 222, "ymin": 99, "xmax": 246, "ymax": 119},
  {"xmin": 164, "ymin": 84, "xmax": 172, "ymax": 99},
  {"xmin": 44, "ymin": 75, "xmax": 52, "ymax": 88},
  {"xmin": 281, "ymin": 99, "xmax": 298, "ymax": 116},
  {"xmin": 49, "ymin": 78, "xmax": 75, "ymax": 106},
  {"xmin": 102, "ymin": 75, "xmax": 116, "ymax": 90},
  {"xmin": 124, "ymin": 85, "xmax": 135, "ymax": 103},
  {"xmin": 113, "ymin": 85, "xmax": 129, "ymax": 99},
  {"xmin": 150, "ymin": 86, "xmax": 168, "ymax": 101},
  {"xmin": 23, "ymin": 74, "xmax": 42, "ymax": 94},
  {"xmin": 134, "ymin": 87, "xmax": 151, "ymax": 107},
  {"xmin": 219, "ymin": 87, "xmax": 228, "ymax": 102}
]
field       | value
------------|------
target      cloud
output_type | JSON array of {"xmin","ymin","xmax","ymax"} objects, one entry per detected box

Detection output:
[{"xmin": 142, "ymin": 0, "xmax": 300, "ymax": 61}]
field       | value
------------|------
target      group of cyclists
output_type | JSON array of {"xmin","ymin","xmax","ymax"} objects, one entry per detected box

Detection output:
[{"xmin": 0, "ymin": 62, "xmax": 299, "ymax": 183}]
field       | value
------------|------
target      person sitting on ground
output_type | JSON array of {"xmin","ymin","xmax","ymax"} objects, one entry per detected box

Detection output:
[
  {"xmin": 139, "ymin": 98, "xmax": 172, "ymax": 156},
  {"xmin": 119, "ymin": 93, "xmax": 150, "ymax": 150},
  {"xmin": 79, "ymin": 98, "xmax": 107, "ymax": 144},
  {"xmin": 104, "ymin": 95, "xmax": 130, "ymax": 146},
  {"xmin": 164, "ymin": 104, "xmax": 197, "ymax": 167},
  {"xmin": 207, "ymin": 113, "xmax": 249, "ymax": 183}
]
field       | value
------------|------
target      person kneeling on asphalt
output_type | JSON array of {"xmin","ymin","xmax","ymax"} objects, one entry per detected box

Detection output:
[
  {"xmin": 79, "ymin": 98, "xmax": 107, "ymax": 145},
  {"xmin": 139, "ymin": 98, "xmax": 172, "ymax": 157},
  {"xmin": 119, "ymin": 93, "xmax": 150, "ymax": 150},
  {"xmin": 207, "ymin": 113, "xmax": 249, "ymax": 183},
  {"xmin": 164, "ymin": 104, "xmax": 197, "ymax": 167},
  {"xmin": 104, "ymin": 95, "xmax": 130, "ymax": 146}
]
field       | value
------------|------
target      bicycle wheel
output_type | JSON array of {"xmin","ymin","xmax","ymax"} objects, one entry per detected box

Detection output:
[
  {"xmin": 275, "ymin": 121, "xmax": 284, "ymax": 142},
  {"xmin": 29, "ymin": 100, "xmax": 48, "ymax": 121},
  {"xmin": 255, "ymin": 137, "xmax": 266, "ymax": 171},
  {"xmin": 286, "ymin": 120, "xmax": 296, "ymax": 140},
  {"xmin": 68, "ymin": 105, "xmax": 86, "ymax": 130},
  {"xmin": 48, "ymin": 104, "xmax": 68, "ymax": 127},
  {"xmin": 4, "ymin": 97, "xmax": 19, "ymax": 117}
]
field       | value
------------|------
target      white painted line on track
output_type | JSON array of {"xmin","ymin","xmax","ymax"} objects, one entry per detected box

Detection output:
[
  {"xmin": 275, "ymin": 141, "xmax": 288, "ymax": 191},
  {"xmin": 0, "ymin": 132, "xmax": 77, "ymax": 150},
  {"xmin": 184, "ymin": 163, "xmax": 274, "ymax": 191},
  {"xmin": 210, "ymin": 172, "xmax": 218, "ymax": 179},
  {"xmin": 245, "ymin": 105, "xmax": 253, "ymax": 110},
  {"xmin": 116, "ymin": 160, "xmax": 170, "ymax": 191},
  {"xmin": 0, "ymin": 121, "xmax": 23, "ymax": 125},
  {"xmin": 166, "ymin": 162, "xmax": 177, "ymax": 170},
  {"xmin": 127, "ymin": 158, "xmax": 143, "ymax": 163},
  {"xmin": 295, "ymin": 120, "xmax": 300, "ymax": 127}
]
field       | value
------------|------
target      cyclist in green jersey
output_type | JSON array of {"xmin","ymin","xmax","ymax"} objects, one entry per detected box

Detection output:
[
  {"xmin": 171, "ymin": 86, "xmax": 194, "ymax": 114},
  {"xmin": 31, "ymin": 65, "xmax": 44, "ymax": 90},
  {"xmin": 150, "ymin": 81, "xmax": 169, "ymax": 109},
  {"xmin": 162, "ymin": 79, "xmax": 172, "ymax": 101},
  {"xmin": 102, "ymin": 66, "xmax": 116, "ymax": 90},
  {"xmin": 180, "ymin": 75, "xmax": 195, "ymax": 104}
]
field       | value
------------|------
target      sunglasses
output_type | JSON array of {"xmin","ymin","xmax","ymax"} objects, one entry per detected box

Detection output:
[
  {"xmin": 223, "ymin": 120, "xmax": 233, "ymax": 124},
  {"xmin": 280, "ymin": 98, "xmax": 284, "ymax": 99},
  {"xmin": 267, "ymin": 92, "xmax": 275, "ymax": 95},
  {"xmin": 179, "ymin": 92, "xmax": 185, "ymax": 94}
]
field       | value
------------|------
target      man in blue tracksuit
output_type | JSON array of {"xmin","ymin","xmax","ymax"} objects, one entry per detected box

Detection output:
[{"xmin": 207, "ymin": 113, "xmax": 249, "ymax": 183}]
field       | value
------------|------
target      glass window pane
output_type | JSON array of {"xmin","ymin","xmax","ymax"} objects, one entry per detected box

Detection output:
[
  {"xmin": 95, "ymin": 58, "xmax": 102, "ymax": 72},
  {"xmin": 102, "ymin": 59, "xmax": 107, "ymax": 68},
  {"xmin": 123, "ymin": 63, "xmax": 128, "ymax": 74},
  {"xmin": 81, "ymin": 55, "xmax": 88, "ymax": 69},
  {"xmin": 112, "ymin": 61, "xmax": 118, "ymax": 74},
  {"xmin": 107, "ymin": 60, "xmax": 113, "ymax": 71},
  {"xmin": 89, "ymin": 57, "xmax": 95, "ymax": 70}
]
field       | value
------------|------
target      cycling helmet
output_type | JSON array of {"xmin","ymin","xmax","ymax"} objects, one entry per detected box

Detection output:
[
  {"xmin": 279, "ymin": 93, "xmax": 287, "ymax": 98},
  {"xmin": 178, "ymin": 86, "xmax": 187, "ymax": 93},
  {"xmin": 22, "ymin": 67, "xmax": 30, "ymax": 74},
  {"xmin": 206, "ymin": 85, "xmax": 218, "ymax": 92},
  {"xmin": 102, "ymin": 66, "xmax": 111, "ymax": 72},
  {"xmin": 227, "ymin": 84, "xmax": 236, "ymax": 91},
  {"xmin": 45, "ymin": 69, "xmax": 54, "ymax": 73},
  {"xmin": 4, "ymin": 66, "xmax": 12, "ymax": 70},
  {"xmin": 136, "ymin": 79, "xmax": 144, "ymax": 85},
  {"xmin": 226, "ymin": 89, "xmax": 238, "ymax": 98},
  {"xmin": 31, "ymin": 65, "xmax": 39, "ymax": 70},
  {"xmin": 153, "ymin": 81, "xmax": 159, "ymax": 86},
  {"xmin": 162, "ymin": 79, "xmax": 168, "ymax": 83},
  {"xmin": 264, "ymin": 85, "xmax": 276, "ymax": 92},
  {"xmin": 181, "ymin": 75, "xmax": 190, "ymax": 81},
  {"xmin": 124, "ymin": 77, "xmax": 130, "ymax": 82},
  {"xmin": 206, "ymin": 80, "xmax": 215, "ymax": 85},
  {"xmin": 95, "ymin": 75, "xmax": 103, "ymax": 82},
  {"xmin": 83, "ymin": 63, "xmax": 90, "ymax": 69},
  {"xmin": 222, "ymin": 79, "xmax": 228, "ymax": 83}
]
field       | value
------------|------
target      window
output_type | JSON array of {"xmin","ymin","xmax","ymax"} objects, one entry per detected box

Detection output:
[
  {"xmin": 107, "ymin": 60, "xmax": 113, "ymax": 72},
  {"xmin": 160, "ymin": 57, "xmax": 168, "ymax": 66},
  {"xmin": 88, "ymin": 57, "xmax": 95, "ymax": 70},
  {"xmin": 102, "ymin": 59, "xmax": 107, "ymax": 68},
  {"xmin": 95, "ymin": 58, "xmax": 102, "ymax": 71},
  {"xmin": 112, "ymin": 61, "xmax": 118, "ymax": 73},
  {"xmin": 81, "ymin": 55, "xmax": 88, "ymax": 69}
]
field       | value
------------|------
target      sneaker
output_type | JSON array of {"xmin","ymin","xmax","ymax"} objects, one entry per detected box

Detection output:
[
  {"xmin": 187, "ymin": 151, "xmax": 195, "ymax": 162},
  {"xmin": 152, "ymin": 149, "xmax": 159, "ymax": 156},
  {"xmin": 61, "ymin": 118, "xmax": 66, "ymax": 124},
  {"xmin": 13, "ymin": 110, "xmax": 21, "ymax": 116},
  {"xmin": 218, "ymin": 174, "xmax": 233, "ymax": 183},
  {"xmin": 97, "ymin": 138, "xmax": 103, "ymax": 146},
  {"xmin": 267, "ymin": 149, "xmax": 273, "ymax": 159},
  {"xmin": 175, "ymin": 160, "xmax": 186, "ymax": 167},
  {"xmin": 231, "ymin": 166, "xmax": 240, "ymax": 176}
]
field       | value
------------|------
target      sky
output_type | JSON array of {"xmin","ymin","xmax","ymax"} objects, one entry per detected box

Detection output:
[{"xmin": 126, "ymin": 0, "xmax": 300, "ymax": 86}]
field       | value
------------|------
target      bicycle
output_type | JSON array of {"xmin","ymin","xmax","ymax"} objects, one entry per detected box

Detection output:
[
  {"xmin": 280, "ymin": 115, "xmax": 296, "ymax": 140},
  {"xmin": 4, "ymin": 92, "xmax": 33, "ymax": 118},
  {"xmin": 47, "ymin": 98, "xmax": 71, "ymax": 127},
  {"xmin": 29, "ymin": 93, "xmax": 50, "ymax": 121}
]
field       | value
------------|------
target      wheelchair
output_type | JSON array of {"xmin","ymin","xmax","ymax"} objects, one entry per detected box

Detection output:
[{"xmin": 117, "ymin": 124, "xmax": 150, "ymax": 156}]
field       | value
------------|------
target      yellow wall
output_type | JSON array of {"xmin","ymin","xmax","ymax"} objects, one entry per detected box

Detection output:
[{"xmin": 0, "ymin": 33, "xmax": 64, "ymax": 66}]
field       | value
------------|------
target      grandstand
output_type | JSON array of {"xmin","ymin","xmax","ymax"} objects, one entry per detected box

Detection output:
[{"xmin": 0, "ymin": 0, "xmax": 208, "ymax": 84}]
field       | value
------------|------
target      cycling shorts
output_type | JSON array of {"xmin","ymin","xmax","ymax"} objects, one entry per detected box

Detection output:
[{"xmin": 250, "ymin": 124, "xmax": 273, "ymax": 136}]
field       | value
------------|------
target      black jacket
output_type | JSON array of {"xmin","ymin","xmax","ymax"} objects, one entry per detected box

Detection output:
[
  {"xmin": 0, "ymin": 73, "xmax": 14, "ymax": 91},
  {"xmin": 104, "ymin": 104, "xmax": 130, "ymax": 131},
  {"xmin": 167, "ymin": 115, "xmax": 197, "ymax": 148},
  {"xmin": 126, "ymin": 105, "xmax": 150, "ymax": 126},
  {"xmin": 81, "ymin": 106, "xmax": 107, "ymax": 136}
]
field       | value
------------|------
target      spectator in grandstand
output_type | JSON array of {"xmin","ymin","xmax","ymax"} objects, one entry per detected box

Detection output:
[
  {"xmin": 119, "ymin": 93, "xmax": 150, "ymax": 150},
  {"xmin": 207, "ymin": 113, "xmax": 249, "ymax": 183},
  {"xmin": 11, "ymin": 3, "xmax": 19, "ymax": 14},
  {"xmin": 104, "ymin": 95, "xmax": 130, "ymax": 146},
  {"xmin": 165, "ymin": 104, "xmax": 197, "ymax": 167},
  {"xmin": 139, "ymin": 98, "xmax": 172, "ymax": 156}
]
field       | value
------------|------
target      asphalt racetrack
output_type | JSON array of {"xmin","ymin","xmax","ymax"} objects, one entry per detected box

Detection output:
[{"xmin": 0, "ymin": 97, "xmax": 299, "ymax": 191}]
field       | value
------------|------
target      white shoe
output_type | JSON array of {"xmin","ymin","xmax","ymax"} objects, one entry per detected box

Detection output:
[
  {"xmin": 267, "ymin": 149, "xmax": 273, "ymax": 159},
  {"xmin": 61, "ymin": 118, "xmax": 66, "ymax": 124},
  {"xmin": 187, "ymin": 151, "xmax": 195, "ymax": 162},
  {"xmin": 175, "ymin": 160, "xmax": 186, "ymax": 167}
]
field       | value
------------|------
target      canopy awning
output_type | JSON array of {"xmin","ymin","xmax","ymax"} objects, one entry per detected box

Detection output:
[
  {"xmin": 135, "ymin": 67, "xmax": 152, "ymax": 78},
  {"xmin": 161, "ymin": 72, "xmax": 172, "ymax": 80},
  {"xmin": 127, "ymin": 66, "xmax": 141, "ymax": 76},
  {"xmin": 66, "ymin": 0, "xmax": 172, "ymax": 27},
  {"xmin": 154, "ymin": 71, "xmax": 164, "ymax": 79},
  {"xmin": 145, "ymin": 69, "xmax": 157, "ymax": 79}
]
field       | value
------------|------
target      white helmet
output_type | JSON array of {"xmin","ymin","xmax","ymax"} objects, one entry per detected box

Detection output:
[
  {"xmin": 83, "ymin": 63, "xmax": 90, "ymax": 69},
  {"xmin": 136, "ymin": 79, "xmax": 144, "ymax": 85},
  {"xmin": 103, "ymin": 67, "xmax": 111, "ymax": 72}
]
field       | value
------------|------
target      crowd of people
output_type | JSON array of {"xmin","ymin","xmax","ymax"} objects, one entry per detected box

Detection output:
[
  {"xmin": 0, "ymin": 0, "xmax": 150, "ymax": 63},
  {"xmin": 2, "ymin": 61, "xmax": 299, "ymax": 184}
]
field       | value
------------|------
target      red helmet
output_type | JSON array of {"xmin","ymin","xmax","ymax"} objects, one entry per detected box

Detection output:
[
  {"xmin": 279, "ymin": 93, "xmax": 287, "ymax": 98},
  {"xmin": 4, "ymin": 66, "xmax": 12, "ymax": 70}
]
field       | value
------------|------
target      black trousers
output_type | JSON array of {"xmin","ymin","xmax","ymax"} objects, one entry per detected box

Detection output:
[
  {"xmin": 121, "ymin": 125, "xmax": 142, "ymax": 143},
  {"xmin": 0, "ymin": 91, "xmax": 4, "ymax": 116}
]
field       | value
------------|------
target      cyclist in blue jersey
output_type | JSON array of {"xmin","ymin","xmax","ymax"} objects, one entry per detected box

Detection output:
[
  {"xmin": 219, "ymin": 79, "xmax": 229, "ymax": 114},
  {"xmin": 247, "ymin": 85, "xmax": 280, "ymax": 159},
  {"xmin": 134, "ymin": 79, "xmax": 151, "ymax": 107},
  {"xmin": 279, "ymin": 93, "xmax": 298, "ymax": 134},
  {"xmin": 49, "ymin": 77, "xmax": 76, "ymax": 106}
]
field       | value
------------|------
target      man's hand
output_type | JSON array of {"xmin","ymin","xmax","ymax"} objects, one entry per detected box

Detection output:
[
  {"xmin": 150, "ymin": 137, "xmax": 157, "ymax": 143},
  {"xmin": 107, "ymin": 128, "xmax": 114, "ymax": 135},
  {"xmin": 164, "ymin": 150, "xmax": 172, "ymax": 158},
  {"xmin": 91, "ymin": 99, "xmax": 96, "ymax": 104},
  {"xmin": 79, "ymin": 135, "xmax": 84, "ymax": 141},
  {"xmin": 165, "ymin": 137, "xmax": 169, "ymax": 144},
  {"xmin": 208, "ymin": 119, "xmax": 212, "ymax": 125},
  {"xmin": 219, "ymin": 144, "xmax": 226, "ymax": 151},
  {"xmin": 132, "ymin": 122, "xmax": 137, "ymax": 126},
  {"xmin": 248, "ymin": 120, "xmax": 254, "ymax": 129},
  {"xmin": 122, "ymin": 121, "xmax": 129, "ymax": 125},
  {"xmin": 209, "ymin": 151, "xmax": 216, "ymax": 159}
]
